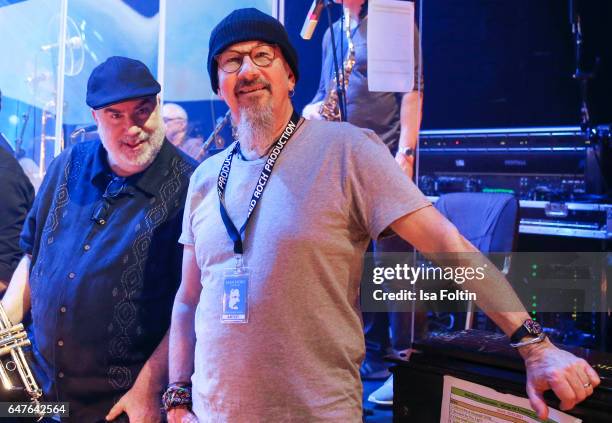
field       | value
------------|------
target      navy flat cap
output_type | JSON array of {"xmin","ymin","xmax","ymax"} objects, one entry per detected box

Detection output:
[{"xmin": 86, "ymin": 56, "xmax": 161, "ymax": 109}]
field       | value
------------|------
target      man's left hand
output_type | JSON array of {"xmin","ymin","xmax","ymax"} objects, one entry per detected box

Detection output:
[
  {"xmin": 105, "ymin": 385, "xmax": 162, "ymax": 422},
  {"xmin": 520, "ymin": 339, "xmax": 601, "ymax": 420},
  {"xmin": 394, "ymin": 152, "xmax": 414, "ymax": 180}
]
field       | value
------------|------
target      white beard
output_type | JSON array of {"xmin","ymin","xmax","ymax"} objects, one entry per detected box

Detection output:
[
  {"xmin": 100, "ymin": 117, "xmax": 165, "ymax": 174},
  {"xmin": 235, "ymin": 101, "xmax": 275, "ymax": 160},
  {"xmin": 127, "ymin": 122, "xmax": 165, "ymax": 167}
]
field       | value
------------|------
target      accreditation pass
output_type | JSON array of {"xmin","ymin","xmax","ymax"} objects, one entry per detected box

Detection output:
[{"xmin": 221, "ymin": 268, "xmax": 250, "ymax": 323}]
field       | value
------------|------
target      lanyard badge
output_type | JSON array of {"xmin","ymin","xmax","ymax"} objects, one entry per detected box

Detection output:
[
  {"xmin": 221, "ymin": 254, "xmax": 249, "ymax": 324},
  {"xmin": 217, "ymin": 111, "xmax": 301, "ymax": 324},
  {"xmin": 221, "ymin": 265, "xmax": 250, "ymax": 323}
]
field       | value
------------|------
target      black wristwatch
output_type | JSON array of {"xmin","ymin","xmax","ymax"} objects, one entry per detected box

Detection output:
[
  {"xmin": 510, "ymin": 319, "xmax": 545, "ymax": 347},
  {"xmin": 397, "ymin": 147, "xmax": 415, "ymax": 158}
]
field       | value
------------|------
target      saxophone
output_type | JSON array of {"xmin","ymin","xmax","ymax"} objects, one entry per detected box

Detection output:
[
  {"xmin": 319, "ymin": 8, "xmax": 356, "ymax": 121},
  {"xmin": 195, "ymin": 110, "xmax": 231, "ymax": 162},
  {"xmin": 0, "ymin": 303, "xmax": 42, "ymax": 406}
]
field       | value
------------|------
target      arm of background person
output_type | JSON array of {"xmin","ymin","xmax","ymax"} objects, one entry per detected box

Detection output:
[
  {"xmin": 0, "ymin": 255, "xmax": 32, "ymax": 324},
  {"xmin": 0, "ymin": 166, "xmax": 34, "ymax": 296},
  {"xmin": 302, "ymin": 28, "xmax": 332, "ymax": 120},
  {"xmin": 394, "ymin": 90, "xmax": 423, "ymax": 179},
  {"xmin": 395, "ymin": 22, "xmax": 425, "ymax": 179}
]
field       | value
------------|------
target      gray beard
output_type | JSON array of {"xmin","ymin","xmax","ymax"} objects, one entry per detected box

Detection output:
[
  {"xmin": 99, "ymin": 116, "xmax": 165, "ymax": 173},
  {"xmin": 235, "ymin": 102, "xmax": 274, "ymax": 160}
]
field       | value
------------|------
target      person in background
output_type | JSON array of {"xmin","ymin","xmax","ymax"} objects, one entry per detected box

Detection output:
[
  {"xmin": 162, "ymin": 102, "xmax": 205, "ymax": 161},
  {"xmin": 303, "ymin": 0, "xmax": 424, "ymax": 403},
  {"xmin": 0, "ymin": 87, "xmax": 35, "ymax": 297},
  {"xmin": 0, "ymin": 146, "xmax": 34, "ymax": 297}
]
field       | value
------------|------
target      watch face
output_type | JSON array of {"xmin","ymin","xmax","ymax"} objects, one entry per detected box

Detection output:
[
  {"xmin": 525, "ymin": 319, "xmax": 542, "ymax": 335},
  {"xmin": 399, "ymin": 147, "xmax": 414, "ymax": 156}
]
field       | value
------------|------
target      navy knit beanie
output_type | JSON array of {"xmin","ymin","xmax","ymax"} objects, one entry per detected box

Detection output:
[{"xmin": 207, "ymin": 8, "xmax": 299, "ymax": 93}]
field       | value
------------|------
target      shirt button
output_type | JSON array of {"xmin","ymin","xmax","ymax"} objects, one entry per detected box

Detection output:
[
  {"xmin": 68, "ymin": 272, "xmax": 76, "ymax": 279},
  {"xmin": 60, "ymin": 306, "xmax": 67, "ymax": 313},
  {"xmin": 58, "ymin": 372, "xmax": 64, "ymax": 379},
  {"xmin": 99, "ymin": 219, "xmax": 106, "ymax": 225},
  {"xmin": 84, "ymin": 244, "xmax": 91, "ymax": 251},
  {"xmin": 57, "ymin": 340, "xmax": 64, "ymax": 347}
]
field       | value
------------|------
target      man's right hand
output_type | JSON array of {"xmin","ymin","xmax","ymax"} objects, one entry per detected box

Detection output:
[
  {"xmin": 519, "ymin": 338, "xmax": 600, "ymax": 419},
  {"xmin": 167, "ymin": 407, "xmax": 198, "ymax": 423},
  {"xmin": 302, "ymin": 101, "xmax": 324, "ymax": 120}
]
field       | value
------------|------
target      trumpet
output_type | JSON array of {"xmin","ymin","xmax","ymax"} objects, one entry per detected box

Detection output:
[{"xmin": 0, "ymin": 303, "xmax": 42, "ymax": 404}]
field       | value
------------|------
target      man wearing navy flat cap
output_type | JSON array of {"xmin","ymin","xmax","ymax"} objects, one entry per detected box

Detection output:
[
  {"xmin": 167, "ymin": 8, "xmax": 599, "ymax": 423},
  {"xmin": 2, "ymin": 56, "xmax": 196, "ymax": 422}
]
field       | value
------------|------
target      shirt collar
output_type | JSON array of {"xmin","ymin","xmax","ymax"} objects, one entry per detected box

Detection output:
[
  {"xmin": 130, "ymin": 139, "xmax": 176, "ymax": 196},
  {"xmin": 90, "ymin": 141, "xmax": 112, "ymax": 187}
]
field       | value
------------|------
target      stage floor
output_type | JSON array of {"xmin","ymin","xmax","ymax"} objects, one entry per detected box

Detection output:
[{"xmin": 363, "ymin": 379, "xmax": 393, "ymax": 422}]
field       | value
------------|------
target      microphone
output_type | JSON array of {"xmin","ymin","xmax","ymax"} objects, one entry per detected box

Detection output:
[
  {"xmin": 300, "ymin": 0, "xmax": 325, "ymax": 40},
  {"xmin": 41, "ymin": 36, "xmax": 83, "ymax": 52}
]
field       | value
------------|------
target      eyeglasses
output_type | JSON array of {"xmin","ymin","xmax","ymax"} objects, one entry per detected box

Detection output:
[
  {"xmin": 163, "ymin": 117, "xmax": 185, "ymax": 124},
  {"xmin": 215, "ymin": 44, "xmax": 277, "ymax": 74},
  {"xmin": 91, "ymin": 176, "xmax": 128, "ymax": 225}
]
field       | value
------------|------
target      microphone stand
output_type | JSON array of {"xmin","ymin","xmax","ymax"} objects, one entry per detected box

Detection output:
[
  {"xmin": 14, "ymin": 107, "xmax": 32, "ymax": 159},
  {"xmin": 568, "ymin": 0, "xmax": 609, "ymax": 196},
  {"xmin": 323, "ymin": 0, "xmax": 348, "ymax": 122},
  {"xmin": 569, "ymin": 0, "xmax": 596, "ymax": 130}
]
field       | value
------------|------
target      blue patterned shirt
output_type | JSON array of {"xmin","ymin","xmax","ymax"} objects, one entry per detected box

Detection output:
[{"xmin": 21, "ymin": 139, "xmax": 196, "ymax": 422}]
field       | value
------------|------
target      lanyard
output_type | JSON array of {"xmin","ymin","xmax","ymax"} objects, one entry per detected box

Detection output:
[{"xmin": 217, "ymin": 111, "xmax": 301, "ymax": 257}]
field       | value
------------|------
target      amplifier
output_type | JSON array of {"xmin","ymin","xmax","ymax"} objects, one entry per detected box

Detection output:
[
  {"xmin": 427, "ymin": 195, "xmax": 611, "ymax": 240},
  {"xmin": 418, "ymin": 127, "xmax": 610, "ymax": 239},
  {"xmin": 417, "ymin": 126, "xmax": 607, "ymax": 202},
  {"xmin": 519, "ymin": 201, "xmax": 611, "ymax": 239}
]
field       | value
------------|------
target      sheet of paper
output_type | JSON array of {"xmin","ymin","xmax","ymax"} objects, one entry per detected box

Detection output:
[
  {"xmin": 440, "ymin": 375, "xmax": 581, "ymax": 423},
  {"xmin": 367, "ymin": 0, "xmax": 415, "ymax": 92}
]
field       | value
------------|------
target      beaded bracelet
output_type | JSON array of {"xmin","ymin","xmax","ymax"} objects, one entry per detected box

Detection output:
[{"xmin": 162, "ymin": 383, "xmax": 193, "ymax": 412}]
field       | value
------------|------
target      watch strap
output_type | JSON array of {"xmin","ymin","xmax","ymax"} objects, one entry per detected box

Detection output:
[
  {"xmin": 510, "ymin": 319, "xmax": 542, "ymax": 344},
  {"xmin": 397, "ymin": 147, "xmax": 415, "ymax": 157},
  {"xmin": 510, "ymin": 332, "xmax": 547, "ymax": 348}
]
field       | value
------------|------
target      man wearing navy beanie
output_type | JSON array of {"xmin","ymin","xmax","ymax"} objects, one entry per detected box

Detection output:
[
  {"xmin": 2, "ymin": 56, "xmax": 196, "ymax": 421},
  {"xmin": 207, "ymin": 8, "xmax": 299, "ymax": 95},
  {"xmin": 167, "ymin": 8, "xmax": 600, "ymax": 423}
]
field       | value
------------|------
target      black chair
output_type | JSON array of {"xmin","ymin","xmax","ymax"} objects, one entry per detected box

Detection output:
[
  {"xmin": 434, "ymin": 192, "xmax": 520, "ymax": 329},
  {"xmin": 434, "ymin": 192, "xmax": 519, "ymax": 254}
]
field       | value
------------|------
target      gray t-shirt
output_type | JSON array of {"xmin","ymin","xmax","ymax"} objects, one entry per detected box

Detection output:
[
  {"xmin": 312, "ymin": 16, "xmax": 424, "ymax": 151},
  {"xmin": 180, "ymin": 119, "xmax": 430, "ymax": 422}
]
